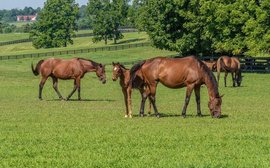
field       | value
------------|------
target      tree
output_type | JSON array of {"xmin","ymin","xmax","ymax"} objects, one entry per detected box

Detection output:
[
  {"xmin": 87, "ymin": 0, "xmax": 129, "ymax": 44},
  {"xmin": 30, "ymin": 0, "xmax": 79, "ymax": 49}
]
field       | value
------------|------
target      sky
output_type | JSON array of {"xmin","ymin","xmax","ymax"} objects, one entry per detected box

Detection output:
[{"xmin": 0, "ymin": 0, "xmax": 88, "ymax": 10}]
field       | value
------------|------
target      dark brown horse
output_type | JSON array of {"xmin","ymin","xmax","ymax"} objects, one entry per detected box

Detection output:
[
  {"xmin": 130, "ymin": 56, "xmax": 223, "ymax": 118},
  {"xmin": 216, "ymin": 56, "xmax": 242, "ymax": 87},
  {"xmin": 32, "ymin": 57, "xmax": 106, "ymax": 100},
  {"xmin": 202, "ymin": 60, "xmax": 217, "ymax": 71},
  {"xmin": 112, "ymin": 62, "xmax": 151, "ymax": 118}
]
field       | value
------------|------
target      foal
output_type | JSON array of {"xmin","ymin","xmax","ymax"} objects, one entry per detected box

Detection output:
[
  {"xmin": 32, "ymin": 57, "xmax": 106, "ymax": 100},
  {"xmin": 112, "ymin": 62, "xmax": 151, "ymax": 118},
  {"xmin": 216, "ymin": 56, "xmax": 242, "ymax": 87}
]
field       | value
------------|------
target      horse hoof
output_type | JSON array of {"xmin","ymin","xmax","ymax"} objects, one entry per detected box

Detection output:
[
  {"xmin": 156, "ymin": 114, "xmax": 160, "ymax": 118},
  {"xmin": 140, "ymin": 114, "xmax": 144, "ymax": 117},
  {"xmin": 129, "ymin": 115, "xmax": 133, "ymax": 118},
  {"xmin": 197, "ymin": 114, "xmax": 202, "ymax": 117},
  {"xmin": 124, "ymin": 115, "xmax": 128, "ymax": 118},
  {"xmin": 182, "ymin": 115, "xmax": 186, "ymax": 118}
]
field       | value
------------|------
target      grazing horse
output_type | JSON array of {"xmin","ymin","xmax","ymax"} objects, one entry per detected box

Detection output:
[
  {"xmin": 202, "ymin": 60, "xmax": 217, "ymax": 71},
  {"xmin": 130, "ymin": 56, "xmax": 223, "ymax": 118},
  {"xmin": 31, "ymin": 57, "xmax": 106, "ymax": 100},
  {"xmin": 112, "ymin": 62, "xmax": 151, "ymax": 118},
  {"xmin": 216, "ymin": 56, "xmax": 242, "ymax": 87}
]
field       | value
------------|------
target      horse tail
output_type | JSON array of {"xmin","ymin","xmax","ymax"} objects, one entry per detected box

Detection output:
[
  {"xmin": 31, "ymin": 60, "xmax": 44, "ymax": 76},
  {"xmin": 129, "ymin": 60, "xmax": 146, "ymax": 88}
]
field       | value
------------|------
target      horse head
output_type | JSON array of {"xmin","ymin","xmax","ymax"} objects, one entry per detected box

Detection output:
[
  {"xmin": 112, "ymin": 62, "xmax": 122, "ymax": 81},
  {"xmin": 208, "ymin": 95, "xmax": 223, "ymax": 118},
  {"xmin": 96, "ymin": 63, "xmax": 106, "ymax": 84}
]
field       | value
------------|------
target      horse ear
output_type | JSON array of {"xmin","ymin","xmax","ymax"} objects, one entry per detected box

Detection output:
[
  {"xmin": 220, "ymin": 94, "xmax": 224, "ymax": 98},
  {"xmin": 99, "ymin": 63, "xmax": 103, "ymax": 67},
  {"xmin": 112, "ymin": 62, "xmax": 115, "ymax": 65}
]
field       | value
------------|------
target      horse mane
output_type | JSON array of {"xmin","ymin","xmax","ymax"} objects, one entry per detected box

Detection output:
[
  {"xmin": 198, "ymin": 59, "xmax": 220, "ymax": 97},
  {"xmin": 77, "ymin": 57, "xmax": 100, "ymax": 67},
  {"xmin": 118, "ymin": 63, "xmax": 128, "ymax": 70},
  {"xmin": 129, "ymin": 60, "xmax": 146, "ymax": 88}
]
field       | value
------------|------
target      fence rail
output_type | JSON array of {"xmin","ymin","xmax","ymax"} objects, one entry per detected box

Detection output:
[
  {"xmin": 0, "ymin": 29, "xmax": 138, "ymax": 46},
  {"xmin": 0, "ymin": 42, "xmax": 151, "ymax": 61}
]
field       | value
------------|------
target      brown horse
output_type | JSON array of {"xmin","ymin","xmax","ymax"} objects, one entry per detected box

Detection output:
[
  {"xmin": 202, "ymin": 60, "xmax": 217, "ymax": 71},
  {"xmin": 31, "ymin": 57, "xmax": 106, "ymax": 100},
  {"xmin": 216, "ymin": 56, "xmax": 242, "ymax": 87},
  {"xmin": 112, "ymin": 62, "xmax": 151, "ymax": 118},
  {"xmin": 130, "ymin": 56, "xmax": 223, "ymax": 118}
]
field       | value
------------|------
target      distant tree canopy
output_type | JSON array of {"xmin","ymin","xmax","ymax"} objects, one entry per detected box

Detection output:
[
  {"xmin": 87, "ymin": 0, "xmax": 129, "ymax": 44},
  {"xmin": 0, "ymin": 7, "xmax": 41, "ymax": 22},
  {"xmin": 133, "ymin": 0, "xmax": 270, "ymax": 56},
  {"xmin": 30, "ymin": 0, "xmax": 79, "ymax": 49}
]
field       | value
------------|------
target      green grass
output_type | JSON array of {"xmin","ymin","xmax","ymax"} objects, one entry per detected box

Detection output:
[
  {"xmin": 0, "ymin": 32, "xmax": 149, "ymax": 56},
  {"xmin": 0, "ymin": 46, "xmax": 269, "ymax": 167}
]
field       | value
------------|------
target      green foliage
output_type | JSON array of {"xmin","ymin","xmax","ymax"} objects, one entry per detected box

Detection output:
[
  {"xmin": 137, "ymin": 0, "xmax": 270, "ymax": 56},
  {"xmin": 30, "ymin": 0, "xmax": 79, "ymax": 49},
  {"xmin": 87, "ymin": 0, "xmax": 129, "ymax": 44}
]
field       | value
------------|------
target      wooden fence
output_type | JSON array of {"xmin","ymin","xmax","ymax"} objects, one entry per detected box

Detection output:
[
  {"xmin": 0, "ymin": 29, "xmax": 138, "ymax": 46},
  {"xmin": 0, "ymin": 42, "xmax": 151, "ymax": 61}
]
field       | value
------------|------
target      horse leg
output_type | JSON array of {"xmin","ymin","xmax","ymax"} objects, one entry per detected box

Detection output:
[
  {"xmin": 147, "ymin": 98, "xmax": 152, "ymax": 116},
  {"xmin": 224, "ymin": 72, "xmax": 228, "ymax": 87},
  {"xmin": 139, "ymin": 88, "xmax": 150, "ymax": 117},
  {"xmin": 181, "ymin": 85, "xmax": 194, "ymax": 118},
  {"xmin": 194, "ymin": 86, "xmax": 202, "ymax": 117},
  {"xmin": 232, "ymin": 72, "xmax": 236, "ymax": 87},
  {"xmin": 66, "ymin": 78, "xmax": 80, "ymax": 100},
  {"xmin": 52, "ymin": 77, "xmax": 64, "ymax": 100},
  {"xmin": 148, "ymin": 86, "xmax": 159, "ymax": 117},
  {"xmin": 39, "ymin": 76, "xmax": 48, "ymax": 100},
  {"xmin": 127, "ymin": 86, "xmax": 133, "ymax": 118},
  {"xmin": 122, "ymin": 88, "xmax": 129, "ymax": 118}
]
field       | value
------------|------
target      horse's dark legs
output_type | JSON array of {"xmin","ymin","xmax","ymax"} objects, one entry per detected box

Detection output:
[
  {"xmin": 182, "ymin": 85, "xmax": 194, "ymax": 118},
  {"xmin": 224, "ymin": 72, "xmax": 228, "ymax": 87},
  {"xmin": 66, "ymin": 78, "xmax": 80, "ymax": 100},
  {"xmin": 147, "ymin": 98, "xmax": 152, "ymax": 116},
  {"xmin": 52, "ymin": 77, "xmax": 64, "ymax": 100},
  {"xmin": 194, "ymin": 86, "xmax": 202, "ymax": 117},
  {"xmin": 149, "ymin": 95, "xmax": 159, "ymax": 118},
  {"xmin": 231, "ymin": 72, "xmax": 236, "ymax": 87},
  {"xmin": 39, "ymin": 77, "xmax": 48, "ymax": 100}
]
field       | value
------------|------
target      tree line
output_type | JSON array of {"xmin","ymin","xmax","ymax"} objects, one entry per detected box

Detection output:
[{"xmin": 1, "ymin": 0, "xmax": 269, "ymax": 56}]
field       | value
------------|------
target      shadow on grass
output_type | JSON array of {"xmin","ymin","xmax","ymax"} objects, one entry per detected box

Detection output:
[
  {"xmin": 47, "ymin": 98, "xmax": 115, "ymax": 102},
  {"xmin": 114, "ymin": 38, "xmax": 146, "ymax": 45},
  {"xmin": 131, "ymin": 113, "xmax": 229, "ymax": 118}
]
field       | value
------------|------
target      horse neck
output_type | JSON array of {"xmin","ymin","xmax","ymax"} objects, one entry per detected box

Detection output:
[
  {"xmin": 81, "ymin": 60, "xmax": 97, "ymax": 72},
  {"xmin": 202, "ymin": 69, "xmax": 220, "ymax": 100},
  {"xmin": 119, "ymin": 68, "xmax": 130, "ymax": 87}
]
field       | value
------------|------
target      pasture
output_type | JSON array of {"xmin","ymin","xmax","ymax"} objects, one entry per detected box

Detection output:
[{"xmin": 0, "ymin": 47, "xmax": 269, "ymax": 167}]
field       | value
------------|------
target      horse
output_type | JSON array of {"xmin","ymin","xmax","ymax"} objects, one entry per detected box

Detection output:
[
  {"xmin": 31, "ymin": 57, "xmax": 106, "ymax": 100},
  {"xmin": 112, "ymin": 62, "xmax": 151, "ymax": 118},
  {"xmin": 130, "ymin": 56, "xmax": 223, "ymax": 118},
  {"xmin": 216, "ymin": 56, "xmax": 242, "ymax": 87},
  {"xmin": 202, "ymin": 60, "xmax": 217, "ymax": 71}
]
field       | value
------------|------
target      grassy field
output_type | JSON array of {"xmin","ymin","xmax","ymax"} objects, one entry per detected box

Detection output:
[
  {"xmin": 0, "ymin": 46, "xmax": 269, "ymax": 167},
  {"xmin": 0, "ymin": 32, "xmax": 148, "ymax": 56}
]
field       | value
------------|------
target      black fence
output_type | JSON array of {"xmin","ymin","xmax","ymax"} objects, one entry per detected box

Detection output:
[
  {"xmin": 0, "ymin": 29, "xmax": 138, "ymax": 46},
  {"xmin": 0, "ymin": 42, "xmax": 151, "ymax": 61}
]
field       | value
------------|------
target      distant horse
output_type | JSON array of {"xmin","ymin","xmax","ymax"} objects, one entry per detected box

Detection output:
[
  {"xmin": 112, "ymin": 62, "xmax": 151, "ymax": 118},
  {"xmin": 130, "ymin": 56, "xmax": 223, "ymax": 118},
  {"xmin": 216, "ymin": 56, "xmax": 242, "ymax": 87},
  {"xmin": 202, "ymin": 60, "xmax": 217, "ymax": 71},
  {"xmin": 31, "ymin": 57, "xmax": 106, "ymax": 100}
]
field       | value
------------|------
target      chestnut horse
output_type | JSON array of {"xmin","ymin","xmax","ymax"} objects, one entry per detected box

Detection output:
[
  {"xmin": 31, "ymin": 57, "xmax": 106, "ymax": 100},
  {"xmin": 112, "ymin": 62, "xmax": 151, "ymax": 118},
  {"xmin": 216, "ymin": 56, "xmax": 242, "ymax": 87},
  {"xmin": 130, "ymin": 56, "xmax": 222, "ymax": 118},
  {"xmin": 202, "ymin": 60, "xmax": 217, "ymax": 71}
]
